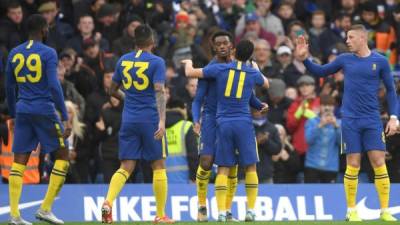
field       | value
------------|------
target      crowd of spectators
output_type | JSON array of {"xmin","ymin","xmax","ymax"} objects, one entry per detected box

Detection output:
[{"xmin": 0, "ymin": 0, "xmax": 400, "ymax": 184}]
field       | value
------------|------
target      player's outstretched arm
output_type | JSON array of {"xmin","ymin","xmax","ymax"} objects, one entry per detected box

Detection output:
[
  {"xmin": 296, "ymin": 35, "xmax": 342, "ymax": 77},
  {"xmin": 182, "ymin": 59, "xmax": 204, "ymax": 78},
  {"xmin": 154, "ymin": 83, "xmax": 166, "ymax": 140},
  {"xmin": 108, "ymin": 81, "xmax": 125, "ymax": 101}
]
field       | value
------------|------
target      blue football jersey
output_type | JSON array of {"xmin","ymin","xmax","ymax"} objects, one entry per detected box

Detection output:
[
  {"xmin": 113, "ymin": 50, "xmax": 166, "ymax": 123},
  {"xmin": 203, "ymin": 61, "xmax": 264, "ymax": 123},
  {"xmin": 6, "ymin": 40, "xmax": 68, "ymax": 121}
]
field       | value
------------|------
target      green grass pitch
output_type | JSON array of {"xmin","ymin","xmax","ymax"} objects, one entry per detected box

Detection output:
[{"xmin": 0, "ymin": 222, "xmax": 395, "ymax": 225}]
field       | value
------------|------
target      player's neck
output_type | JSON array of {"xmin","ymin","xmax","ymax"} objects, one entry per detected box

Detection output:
[
  {"xmin": 28, "ymin": 35, "xmax": 42, "ymax": 42},
  {"xmin": 355, "ymin": 47, "xmax": 371, "ymax": 58},
  {"xmin": 136, "ymin": 47, "xmax": 152, "ymax": 52},
  {"xmin": 216, "ymin": 56, "xmax": 230, "ymax": 63}
]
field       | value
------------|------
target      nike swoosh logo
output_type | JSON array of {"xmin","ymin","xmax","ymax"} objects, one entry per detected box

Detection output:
[
  {"xmin": 356, "ymin": 197, "xmax": 400, "ymax": 220},
  {"xmin": 0, "ymin": 197, "xmax": 59, "ymax": 216}
]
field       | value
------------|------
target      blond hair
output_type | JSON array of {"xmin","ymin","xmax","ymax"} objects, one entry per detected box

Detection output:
[{"xmin": 65, "ymin": 101, "xmax": 85, "ymax": 139}]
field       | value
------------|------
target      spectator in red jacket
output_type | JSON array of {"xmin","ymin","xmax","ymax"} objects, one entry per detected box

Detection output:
[{"xmin": 286, "ymin": 75, "xmax": 320, "ymax": 164}]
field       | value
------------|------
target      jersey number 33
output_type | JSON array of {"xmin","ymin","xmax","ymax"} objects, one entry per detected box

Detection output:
[{"xmin": 121, "ymin": 61, "xmax": 150, "ymax": 91}]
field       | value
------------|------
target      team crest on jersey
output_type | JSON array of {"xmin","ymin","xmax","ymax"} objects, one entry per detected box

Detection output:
[{"xmin": 372, "ymin": 63, "xmax": 376, "ymax": 71}]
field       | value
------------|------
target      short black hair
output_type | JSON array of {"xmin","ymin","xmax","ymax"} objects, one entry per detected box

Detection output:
[
  {"xmin": 235, "ymin": 40, "xmax": 254, "ymax": 62},
  {"xmin": 7, "ymin": 0, "xmax": 21, "ymax": 10},
  {"xmin": 211, "ymin": 30, "xmax": 233, "ymax": 43},
  {"xmin": 26, "ymin": 14, "xmax": 48, "ymax": 36},
  {"xmin": 134, "ymin": 24, "xmax": 154, "ymax": 48},
  {"xmin": 335, "ymin": 12, "xmax": 351, "ymax": 21}
]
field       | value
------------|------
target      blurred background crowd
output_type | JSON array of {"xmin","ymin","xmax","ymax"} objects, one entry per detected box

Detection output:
[{"xmin": 0, "ymin": 0, "xmax": 400, "ymax": 185}]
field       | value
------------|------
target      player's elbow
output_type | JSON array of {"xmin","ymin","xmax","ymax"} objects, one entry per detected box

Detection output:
[{"xmin": 154, "ymin": 83, "xmax": 165, "ymax": 93}]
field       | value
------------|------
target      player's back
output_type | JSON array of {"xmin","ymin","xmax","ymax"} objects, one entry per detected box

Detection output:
[
  {"xmin": 6, "ymin": 40, "xmax": 59, "ymax": 116},
  {"xmin": 212, "ymin": 61, "xmax": 264, "ymax": 122},
  {"xmin": 114, "ymin": 50, "xmax": 166, "ymax": 123}
]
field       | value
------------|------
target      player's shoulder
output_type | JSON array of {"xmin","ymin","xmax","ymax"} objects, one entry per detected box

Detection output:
[
  {"xmin": 147, "ymin": 53, "xmax": 165, "ymax": 66},
  {"xmin": 242, "ymin": 63, "xmax": 260, "ymax": 74},
  {"xmin": 370, "ymin": 51, "xmax": 387, "ymax": 61},
  {"xmin": 40, "ymin": 43, "xmax": 57, "ymax": 55},
  {"xmin": 119, "ymin": 51, "xmax": 134, "ymax": 61},
  {"xmin": 8, "ymin": 41, "xmax": 28, "ymax": 56},
  {"xmin": 337, "ymin": 52, "xmax": 353, "ymax": 59},
  {"xmin": 205, "ymin": 61, "xmax": 226, "ymax": 71}
]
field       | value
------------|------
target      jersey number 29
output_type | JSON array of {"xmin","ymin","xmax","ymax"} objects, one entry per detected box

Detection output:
[
  {"xmin": 12, "ymin": 53, "xmax": 42, "ymax": 83},
  {"xmin": 121, "ymin": 61, "xmax": 149, "ymax": 91}
]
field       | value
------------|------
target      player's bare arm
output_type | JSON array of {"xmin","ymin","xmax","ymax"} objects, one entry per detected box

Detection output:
[
  {"xmin": 108, "ymin": 81, "xmax": 125, "ymax": 101},
  {"xmin": 154, "ymin": 83, "xmax": 166, "ymax": 140},
  {"xmin": 182, "ymin": 59, "xmax": 204, "ymax": 78}
]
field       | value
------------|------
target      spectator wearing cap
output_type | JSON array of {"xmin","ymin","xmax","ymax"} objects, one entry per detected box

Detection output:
[
  {"xmin": 286, "ymin": 75, "xmax": 320, "ymax": 167},
  {"xmin": 360, "ymin": 1, "xmax": 396, "ymax": 55},
  {"xmin": 235, "ymin": 12, "xmax": 277, "ymax": 47},
  {"xmin": 82, "ymin": 38, "xmax": 117, "ymax": 90},
  {"xmin": 164, "ymin": 11, "xmax": 208, "ymax": 68},
  {"xmin": 0, "ymin": 0, "xmax": 26, "ymax": 50},
  {"xmin": 235, "ymin": 0, "xmax": 284, "ymax": 37},
  {"xmin": 96, "ymin": 3, "xmax": 120, "ymax": 43},
  {"xmin": 170, "ymin": 11, "xmax": 194, "ymax": 50},
  {"xmin": 38, "ymin": 0, "xmax": 74, "ymax": 52},
  {"xmin": 265, "ymin": 79, "xmax": 293, "ymax": 125},
  {"xmin": 270, "ymin": 45, "xmax": 302, "ymax": 87},
  {"xmin": 60, "ymin": 48, "xmax": 98, "ymax": 99},
  {"xmin": 66, "ymin": 14, "xmax": 109, "ymax": 55},
  {"xmin": 112, "ymin": 15, "xmax": 143, "ymax": 57}
]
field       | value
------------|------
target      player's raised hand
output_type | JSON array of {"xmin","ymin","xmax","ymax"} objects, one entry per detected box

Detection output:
[
  {"xmin": 295, "ymin": 35, "xmax": 309, "ymax": 61},
  {"xmin": 154, "ymin": 120, "xmax": 165, "ymax": 140},
  {"xmin": 385, "ymin": 117, "xmax": 399, "ymax": 136}
]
